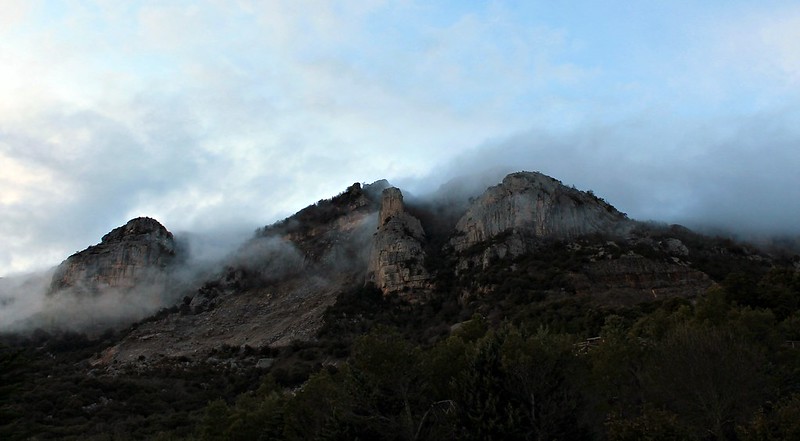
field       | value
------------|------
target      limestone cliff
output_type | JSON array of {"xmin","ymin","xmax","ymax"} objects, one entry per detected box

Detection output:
[
  {"xmin": 49, "ymin": 217, "xmax": 176, "ymax": 295},
  {"xmin": 451, "ymin": 171, "xmax": 630, "ymax": 266},
  {"xmin": 367, "ymin": 187, "xmax": 432, "ymax": 298}
]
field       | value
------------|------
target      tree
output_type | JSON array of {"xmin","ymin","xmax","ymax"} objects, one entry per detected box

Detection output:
[
  {"xmin": 452, "ymin": 330, "xmax": 523, "ymax": 440},
  {"xmin": 348, "ymin": 327, "xmax": 425, "ymax": 440},
  {"xmin": 606, "ymin": 404, "xmax": 697, "ymax": 441},
  {"xmin": 591, "ymin": 315, "xmax": 648, "ymax": 420},
  {"xmin": 643, "ymin": 324, "xmax": 769, "ymax": 440},
  {"xmin": 0, "ymin": 345, "xmax": 26, "ymax": 440},
  {"xmin": 737, "ymin": 393, "xmax": 800, "ymax": 441},
  {"xmin": 198, "ymin": 399, "xmax": 232, "ymax": 441},
  {"xmin": 282, "ymin": 368, "xmax": 354, "ymax": 441},
  {"xmin": 500, "ymin": 326, "xmax": 589, "ymax": 440}
]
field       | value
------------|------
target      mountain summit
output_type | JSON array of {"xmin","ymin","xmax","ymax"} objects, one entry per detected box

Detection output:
[
  {"xmin": 49, "ymin": 217, "xmax": 177, "ymax": 296},
  {"xmin": 454, "ymin": 172, "xmax": 627, "ymax": 245}
]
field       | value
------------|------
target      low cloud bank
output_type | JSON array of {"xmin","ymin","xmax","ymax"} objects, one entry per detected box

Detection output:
[{"xmin": 403, "ymin": 112, "xmax": 800, "ymax": 239}]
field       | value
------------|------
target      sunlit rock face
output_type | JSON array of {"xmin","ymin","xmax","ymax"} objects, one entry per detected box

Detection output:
[
  {"xmin": 451, "ymin": 171, "xmax": 631, "ymax": 267},
  {"xmin": 367, "ymin": 187, "xmax": 432, "ymax": 299},
  {"xmin": 49, "ymin": 217, "xmax": 176, "ymax": 295}
]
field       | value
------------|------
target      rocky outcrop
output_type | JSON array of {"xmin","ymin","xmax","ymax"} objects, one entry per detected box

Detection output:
[
  {"xmin": 576, "ymin": 254, "xmax": 713, "ymax": 305},
  {"xmin": 260, "ymin": 181, "xmax": 388, "ymax": 266},
  {"xmin": 451, "ymin": 172, "xmax": 630, "ymax": 266},
  {"xmin": 367, "ymin": 187, "xmax": 432, "ymax": 298},
  {"xmin": 49, "ymin": 217, "xmax": 176, "ymax": 295}
]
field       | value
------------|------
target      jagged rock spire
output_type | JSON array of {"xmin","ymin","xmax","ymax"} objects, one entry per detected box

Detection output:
[{"xmin": 367, "ymin": 187, "xmax": 431, "ymax": 299}]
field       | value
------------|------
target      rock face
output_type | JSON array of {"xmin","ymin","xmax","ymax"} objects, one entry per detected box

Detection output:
[
  {"xmin": 367, "ymin": 187, "xmax": 432, "ymax": 298},
  {"xmin": 451, "ymin": 171, "xmax": 630, "ymax": 266},
  {"xmin": 578, "ymin": 254, "xmax": 713, "ymax": 305},
  {"xmin": 49, "ymin": 217, "xmax": 176, "ymax": 295}
]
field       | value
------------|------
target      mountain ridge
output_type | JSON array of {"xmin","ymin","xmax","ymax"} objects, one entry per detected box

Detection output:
[{"xmin": 2, "ymin": 170, "xmax": 787, "ymax": 365}]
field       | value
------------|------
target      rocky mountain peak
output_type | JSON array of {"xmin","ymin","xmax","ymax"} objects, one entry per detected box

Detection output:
[
  {"xmin": 451, "ymin": 171, "xmax": 631, "ymax": 265},
  {"xmin": 49, "ymin": 217, "xmax": 177, "ymax": 295},
  {"xmin": 501, "ymin": 170, "xmax": 562, "ymax": 190},
  {"xmin": 101, "ymin": 217, "xmax": 174, "ymax": 245},
  {"xmin": 378, "ymin": 187, "xmax": 408, "ymax": 227}
]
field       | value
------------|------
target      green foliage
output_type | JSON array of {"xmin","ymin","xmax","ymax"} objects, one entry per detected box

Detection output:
[
  {"xmin": 0, "ymin": 345, "xmax": 27, "ymax": 440},
  {"xmin": 451, "ymin": 314, "xmax": 487, "ymax": 342},
  {"xmin": 738, "ymin": 393, "xmax": 800, "ymax": 441},
  {"xmin": 198, "ymin": 399, "xmax": 232, "ymax": 441},
  {"xmin": 642, "ymin": 324, "xmax": 770, "ymax": 440},
  {"xmin": 498, "ymin": 327, "xmax": 589, "ymax": 440},
  {"xmin": 589, "ymin": 315, "xmax": 649, "ymax": 419},
  {"xmin": 452, "ymin": 330, "xmax": 524, "ymax": 440},
  {"xmin": 420, "ymin": 335, "xmax": 471, "ymax": 400},
  {"xmin": 606, "ymin": 404, "xmax": 697, "ymax": 441}
]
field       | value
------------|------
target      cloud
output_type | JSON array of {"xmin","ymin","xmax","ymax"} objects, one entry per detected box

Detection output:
[
  {"xmin": 0, "ymin": 267, "xmax": 181, "ymax": 333},
  {"xmin": 2, "ymin": 1, "xmax": 800, "ymax": 276},
  {"xmin": 1, "ymin": 1, "xmax": 590, "ymax": 275},
  {"xmin": 710, "ymin": 5, "xmax": 800, "ymax": 87},
  {"xmin": 421, "ymin": 107, "xmax": 800, "ymax": 235},
  {"xmin": 0, "ymin": 0, "xmax": 35, "ymax": 28}
]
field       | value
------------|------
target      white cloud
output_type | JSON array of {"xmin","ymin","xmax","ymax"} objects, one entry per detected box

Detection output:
[
  {"xmin": 714, "ymin": 6, "xmax": 800, "ymax": 86},
  {"xmin": 0, "ymin": 0, "xmax": 36, "ymax": 28},
  {"xmin": 2, "ymin": 1, "xmax": 800, "ymax": 276}
]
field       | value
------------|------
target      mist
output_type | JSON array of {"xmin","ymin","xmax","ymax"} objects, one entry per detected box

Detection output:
[
  {"xmin": 0, "ymin": 206, "xmax": 382, "ymax": 334},
  {"xmin": 400, "ymin": 112, "xmax": 800, "ymax": 240},
  {"xmin": 0, "ymin": 224, "xmax": 263, "ymax": 334},
  {"xmin": 0, "ymin": 269, "xmax": 54, "ymax": 332},
  {"xmin": 0, "ymin": 266, "xmax": 189, "ymax": 334}
]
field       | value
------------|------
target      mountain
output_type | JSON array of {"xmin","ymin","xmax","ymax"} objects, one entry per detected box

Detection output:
[
  {"xmin": 3, "ymin": 170, "xmax": 799, "ymax": 440},
  {"xmin": 44, "ymin": 170, "xmax": 743, "ymax": 367}
]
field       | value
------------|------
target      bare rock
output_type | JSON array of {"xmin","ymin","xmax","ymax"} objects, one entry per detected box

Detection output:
[
  {"xmin": 256, "ymin": 358, "xmax": 275, "ymax": 369},
  {"xmin": 367, "ymin": 187, "xmax": 432, "ymax": 299},
  {"xmin": 579, "ymin": 254, "xmax": 713, "ymax": 305},
  {"xmin": 49, "ymin": 217, "xmax": 176, "ymax": 295},
  {"xmin": 451, "ymin": 171, "xmax": 630, "ymax": 266},
  {"xmin": 660, "ymin": 238, "xmax": 689, "ymax": 257}
]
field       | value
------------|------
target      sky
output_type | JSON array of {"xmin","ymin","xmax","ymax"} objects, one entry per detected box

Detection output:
[{"xmin": 1, "ymin": 0, "xmax": 800, "ymax": 276}]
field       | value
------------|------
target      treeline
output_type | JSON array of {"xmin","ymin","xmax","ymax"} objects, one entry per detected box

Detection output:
[{"xmin": 187, "ymin": 284, "xmax": 800, "ymax": 441}]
